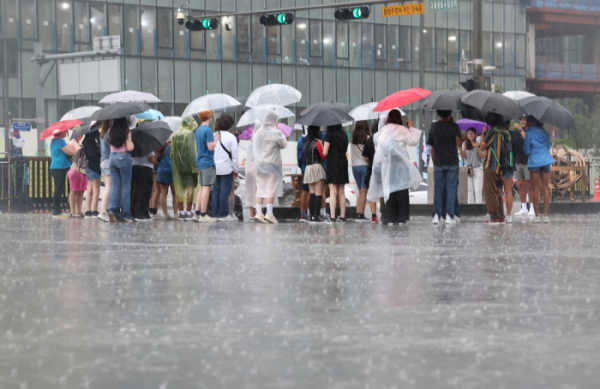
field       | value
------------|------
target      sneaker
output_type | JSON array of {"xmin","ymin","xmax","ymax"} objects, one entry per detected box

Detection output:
[
  {"xmin": 355, "ymin": 216, "xmax": 370, "ymax": 223},
  {"xmin": 515, "ymin": 208, "xmax": 528, "ymax": 217},
  {"xmin": 136, "ymin": 217, "xmax": 151, "ymax": 222},
  {"xmin": 163, "ymin": 213, "xmax": 174, "ymax": 221},
  {"xmin": 52, "ymin": 213, "xmax": 71, "ymax": 219},
  {"xmin": 199, "ymin": 215, "xmax": 217, "ymax": 223},
  {"xmin": 483, "ymin": 219, "xmax": 503, "ymax": 225},
  {"xmin": 108, "ymin": 212, "xmax": 117, "ymax": 223},
  {"xmin": 528, "ymin": 207, "xmax": 536, "ymax": 217},
  {"xmin": 219, "ymin": 215, "xmax": 237, "ymax": 222},
  {"xmin": 178, "ymin": 213, "xmax": 187, "ymax": 221},
  {"xmin": 454, "ymin": 216, "xmax": 461, "ymax": 224},
  {"xmin": 192, "ymin": 214, "xmax": 200, "ymax": 222},
  {"xmin": 371, "ymin": 216, "xmax": 379, "ymax": 223},
  {"xmin": 299, "ymin": 216, "xmax": 308, "ymax": 223},
  {"xmin": 325, "ymin": 215, "xmax": 335, "ymax": 224},
  {"xmin": 309, "ymin": 215, "xmax": 323, "ymax": 224},
  {"xmin": 265, "ymin": 214, "xmax": 278, "ymax": 224},
  {"xmin": 445, "ymin": 215, "xmax": 457, "ymax": 225},
  {"xmin": 542, "ymin": 216, "xmax": 550, "ymax": 224},
  {"xmin": 97, "ymin": 213, "xmax": 109, "ymax": 222},
  {"xmin": 506, "ymin": 216, "xmax": 512, "ymax": 223},
  {"xmin": 249, "ymin": 217, "xmax": 256, "ymax": 222},
  {"xmin": 122, "ymin": 218, "xmax": 135, "ymax": 223},
  {"xmin": 336, "ymin": 216, "xmax": 346, "ymax": 223},
  {"xmin": 432, "ymin": 214, "xmax": 440, "ymax": 225},
  {"xmin": 531, "ymin": 216, "xmax": 541, "ymax": 223},
  {"xmin": 255, "ymin": 214, "xmax": 268, "ymax": 224}
]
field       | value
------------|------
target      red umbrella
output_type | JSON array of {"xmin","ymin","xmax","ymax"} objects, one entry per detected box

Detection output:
[
  {"xmin": 38, "ymin": 120, "xmax": 83, "ymax": 140},
  {"xmin": 373, "ymin": 88, "xmax": 432, "ymax": 112}
]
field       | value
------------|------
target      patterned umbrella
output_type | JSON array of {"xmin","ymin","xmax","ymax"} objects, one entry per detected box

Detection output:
[{"xmin": 237, "ymin": 123, "xmax": 293, "ymax": 140}]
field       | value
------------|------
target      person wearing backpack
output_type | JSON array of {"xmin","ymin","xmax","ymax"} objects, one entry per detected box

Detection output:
[
  {"xmin": 67, "ymin": 132, "xmax": 88, "ymax": 218},
  {"xmin": 212, "ymin": 115, "xmax": 238, "ymax": 221},
  {"xmin": 50, "ymin": 129, "xmax": 76, "ymax": 218},
  {"xmin": 82, "ymin": 131, "xmax": 101, "ymax": 217},
  {"xmin": 503, "ymin": 119, "xmax": 516, "ymax": 223}
]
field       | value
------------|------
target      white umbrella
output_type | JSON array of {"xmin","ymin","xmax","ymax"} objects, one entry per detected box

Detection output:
[
  {"xmin": 182, "ymin": 93, "xmax": 241, "ymax": 116},
  {"xmin": 60, "ymin": 106, "xmax": 101, "ymax": 121},
  {"xmin": 237, "ymin": 104, "xmax": 295, "ymax": 128},
  {"xmin": 349, "ymin": 102, "xmax": 405, "ymax": 121},
  {"xmin": 99, "ymin": 90, "xmax": 161, "ymax": 104},
  {"xmin": 503, "ymin": 91, "xmax": 535, "ymax": 101},
  {"xmin": 159, "ymin": 116, "xmax": 182, "ymax": 132},
  {"xmin": 246, "ymin": 84, "xmax": 302, "ymax": 108}
]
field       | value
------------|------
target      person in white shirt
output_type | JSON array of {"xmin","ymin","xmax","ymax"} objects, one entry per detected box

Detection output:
[{"xmin": 212, "ymin": 115, "xmax": 239, "ymax": 221}]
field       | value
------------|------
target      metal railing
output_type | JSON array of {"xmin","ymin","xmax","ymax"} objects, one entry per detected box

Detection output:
[
  {"xmin": 531, "ymin": 0, "xmax": 600, "ymax": 11},
  {"xmin": 534, "ymin": 62, "xmax": 600, "ymax": 81}
]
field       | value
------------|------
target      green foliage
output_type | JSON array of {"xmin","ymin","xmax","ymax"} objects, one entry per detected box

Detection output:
[
  {"xmin": 554, "ymin": 98, "xmax": 600, "ymax": 153},
  {"xmin": 493, "ymin": 84, "xmax": 505, "ymax": 94}
]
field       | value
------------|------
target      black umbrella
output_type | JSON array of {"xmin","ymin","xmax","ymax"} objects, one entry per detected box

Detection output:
[
  {"xmin": 460, "ymin": 104, "xmax": 486, "ymax": 122},
  {"xmin": 93, "ymin": 102, "xmax": 151, "ymax": 122},
  {"xmin": 130, "ymin": 120, "xmax": 173, "ymax": 157},
  {"xmin": 418, "ymin": 89, "xmax": 466, "ymax": 111},
  {"xmin": 70, "ymin": 121, "xmax": 102, "ymax": 140},
  {"xmin": 301, "ymin": 102, "xmax": 353, "ymax": 116},
  {"xmin": 518, "ymin": 96, "xmax": 576, "ymax": 130},
  {"xmin": 461, "ymin": 90, "xmax": 524, "ymax": 119},
  {"xmin": 295, "ymin": 107, "xmax": 354, "ymax": 127}
]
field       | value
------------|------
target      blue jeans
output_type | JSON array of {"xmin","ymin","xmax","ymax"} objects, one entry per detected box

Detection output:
[
  {"xmin": 352, "ymin": 165, "xmax": 369, "ymax": 189},
  {"xmin": 433, "ymin": 165, "xmax": 459, "ymax": 218},
  {"xmin": 212, "ymin": 173, "xmax": 234, "ymax": 218},
  {"xmin": 108, "ymin": 152, "xmax": 132, "ymax": 219}
]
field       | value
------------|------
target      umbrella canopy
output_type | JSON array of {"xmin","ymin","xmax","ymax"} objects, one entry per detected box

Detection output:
[
  {"xmin": 301, "ymin": 102, "xmax": 353, "ymax": 116},
  {"xmin": 39, "ymin": 119, "xmax": 83, "ymax": 140},
  {"xmin": 99, "ymin": 90, "xmax": 161, "ymax": 104},
  {"xmin": 93, "ymin": 102, "xmax": 151, "ymax": 122},
  {"xmin": 135, "ymin": 109, "xmax": 164, "ymax": 121},
  {"xmin": 222, "ymin": 97, "xmax": 249, "ymax": 113},
  {"xmin": 237, "ymin": 104, "xmax": 295, "ymax": 128},
  {"xmin": 518, "ymin": 96, "xmax": 576, "ymax": 130},
  {"xmin": 159, "ymin": 116, "xmax": 182, "ymax": 132},
  {"xmin": 60, "ymin": 106, "xmax": 101, "ymax": 121},
  {"xmin": 183, "ymin": 93, "xmax": 241, "ymax": 116},
  {"xmin": 70, "ymin": 121, "xmax": 102, "ymax": 140},
  {"xmin": 246, "ymin": 84, "xmax": 302, "ymax": 108},
  {"xmin": 373, "ymin": 88, "xmax": 432, "ymax": 112},
  {"xmin": 238, "ymin": 123, "xmax": 293, "ymax": 140},
  {"xmin": 456, "ymin": 119, "xmax": 487, "ymax": 133},
  {"xmin": 295, "ymin": 107, "xmax": 354, "ymax": 127},
  {"xmin": 349, "ymin": 102, "xmax": 405, "ymax": 121},
  {"xmin": 503, "ymin": 91, "xmax": 535, "ymax": 101},
  {"xmin": 418, "ymin": 89, "xmax": 466, "ymax": 111},
  {"xmin": 460, "ymin": 90, "xmax": 524, "ymax": 119},
  {"xmin": 130, "ymin": 120, "xmax": 173, "ymax": 157}
]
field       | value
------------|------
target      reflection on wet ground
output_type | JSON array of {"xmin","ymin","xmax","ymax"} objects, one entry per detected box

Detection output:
[{"xmin": 1, "ymin": 214, "xmax": 599, "ymax": 388}]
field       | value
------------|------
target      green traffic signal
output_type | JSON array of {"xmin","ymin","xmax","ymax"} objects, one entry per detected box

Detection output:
[
  {"xmin": 352, "ymin": 8, "xmax": 362, "ymax": 18},
  {"xmin": 334, "ymin": 6, "xmax": 370, "ymax": 20},
  {"xmin": 260, "ymin": 13, "xmax": 294, "ymax": 26},
  {"xmin": 202, "ymin": 19, "xmax": 212, "ymax": 29}
]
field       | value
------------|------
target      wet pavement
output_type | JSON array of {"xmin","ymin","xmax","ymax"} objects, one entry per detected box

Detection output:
[{"xmin": 1, "ymin": 214, "xmax": 599, "ymax": 388}]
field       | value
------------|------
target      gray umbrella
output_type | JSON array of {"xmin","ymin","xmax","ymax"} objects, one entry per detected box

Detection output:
[
  {"xmin": 295, "ymin": 106, "xmax": 354, "ymax": 127},
  {"xmin": 460, "ymin": 90, "xmax": 524, "ymax": 119},
  {"xmin": 130, "ymin": 120, "xmax": 173, "ymax": 157},
  {"xmin": 418, "ymin": 89, "xmax": 466, "ymax": 111},
  {"xmin": 301, "ymin": 102, "xmax": 353, "ymax": 116},
  {"xmin": 518, "ymin": 96, "xmax": 576, "ymax": 130},
  {"xmin": 70, "ymin": 121, "xmax": 102, "ymax": 140},
  {"xmin": 92, "ymin": 102, "xmax": 151, "ymax": 122}
]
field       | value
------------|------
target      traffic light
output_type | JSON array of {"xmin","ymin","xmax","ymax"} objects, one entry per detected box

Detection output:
[
  {"xmin": 460, "ymin": 78, "xmax": 475, "ymax": 92},
  {"xmin": 260, "ymin": 13, "xmax": 295, "ymax": 26},
  {"xmin": 185, "ymin": 18, "xmax": 219, "ymax": 31},
  {"xmin": 334, "ymin": 6, "xmax": 370, "ymax": 21}
]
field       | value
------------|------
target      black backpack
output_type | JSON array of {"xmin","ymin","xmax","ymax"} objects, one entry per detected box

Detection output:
[{"xmin": 501, "ymin": 132, "xmax": 513, "ymax": 174}]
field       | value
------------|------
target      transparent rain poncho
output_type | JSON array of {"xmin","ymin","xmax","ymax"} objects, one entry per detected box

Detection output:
[
  {"xmin": 367, "ymin": 123, "xmax": 422, "ymax": 202},
  {"xmin": 252, "ymin": 110, "xmax": 288, "ymax": 199},
  {"xmin": 170, "ymin": 115, "xmax": 199, "ymax": 203},
  {"xmin": 244, "ymin": 119, "xmax": 260, "ymax": 208}
]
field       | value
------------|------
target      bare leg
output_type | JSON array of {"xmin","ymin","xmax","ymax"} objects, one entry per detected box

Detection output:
[
  {"xmin": 150, "ymin": 173, "xmax": 160, "ymax": 209},
  {"xmin": 315, "ymin": 180, "xmax": 325, "ymax": 196},
  {"xmin": 541, "ymin": 171, "xmax": 550, "ymax": 217},
  {"xmin": 69, "ymin": 191, "xmax": 77, "ymax": 215},
  {"xmin": 357, "ymin": 188, "xmax": 367, "ymax": 214},
  {"xmin": 250, "ymin": 206, "xmax": 256, "ymax": 218},
  {"xmin": 337, "ymin": 184, "xmax": 346, "ymax": 218},
  {"xmin": 530, "ymin": 172, "xmax": 540, "ymax": 217},
  {"xmin": 169, "ymin": 183, "xmax": 178, "ymax": 215},
  {"xmin": 517, "ymin": 180, "xmax": 526, "ymax": 207},
  {"xmin": 504, "ymin": 177, "xmax": 513, "ymax": 216},
  {"xmin": 328, "ymin": 184, "xmax": 337, "ymax": 219},
  {"xmin": 159, "ymin": 184, "xmax": 169, "ymax": 215},
  {"xmin": 369, "ymin": 201, "xmax": 377, "ymax": 218},
  {"xmin": 300, "ymin": 190, "xmax": 308, "ymax": 213},
  {"xmin": 77, "ymin": 192, "xmax": 84, "ymax": 214},
  {"xmin": 100, "ymin": 175, "xmax": 112, "ymax": 214},
  {"xmin": 196, "ymin": 186, "xmax": 211, "ymax": 213},
  {"xmin": 85, "ymin": 184, "xmax": 93, "ymax": 213}
]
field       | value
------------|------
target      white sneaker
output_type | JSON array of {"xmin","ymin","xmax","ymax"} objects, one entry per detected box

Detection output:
[
  {"xmin": 97, "ymin": 213, "xmax": 109, "ymax": 222},
  {"xmin": 255, "ymin": 214, "xmax": 268, "ymax": 224},
  {"xmin": 531, "ymin": 216, "xmax": 541, "ymax": 223},
  {"xmin": 164, "ymin": 213, "xmax": 174, "ymax": 221},
  {"xmin": 152, "ymin": 212, "xmax": 164, "ymax": 220},
  {"xmin": 199, "ymin": 215, "xmax": 217, "ymax": 223},
  {"xmin": 432, "ymin": 214, "xmax": 440, "ymax": 225},
  {"xmin": 528, "ymin": 207, "xmax": 536, "ymax": 217},
  {"xmin": 192, "ymin": 214, "xmax": 200, "ymax": 222},
  {"xmin": 505, "ymin": 215, "xmax": 512, "ymax": 223},
  {"xmin": 542, "ymin": 216, "xmax": 550, "ymax": 224},
  {"xmin": 454, "ymin": 216, "xmax": 461, "ymax": 224},
  {"xmin": 218, "ymin": 215, "xmax": 237, "ymax": 222},
  {"xmin": 445, "ymin": 215, "xmax": 457, "ymax": 225},
  {"xmin": 515, "ymin": 208, "xmax": 528, "ymax": 217},
  {"xmin": 265, "ymin": 214, "xmax": 278, "ymax": 224}
]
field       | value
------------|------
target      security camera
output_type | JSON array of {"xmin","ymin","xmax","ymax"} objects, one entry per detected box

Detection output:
[{"xmin": 176, "ymin": 12, "xmax": 185, "ymax": 25}]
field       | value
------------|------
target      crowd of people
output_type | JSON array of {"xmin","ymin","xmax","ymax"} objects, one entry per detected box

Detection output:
[{"xmin": 49, "ymin": 106, "xmax": 555, "ymax": 225}]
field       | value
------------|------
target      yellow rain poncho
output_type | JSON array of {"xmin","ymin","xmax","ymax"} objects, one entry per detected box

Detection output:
[{"xmin": 170, "ymin": 115, "xmax": 199, "ymax": 203}]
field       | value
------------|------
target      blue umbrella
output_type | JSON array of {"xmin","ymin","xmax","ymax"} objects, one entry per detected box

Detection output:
[{"xmin": 135, "ymin": 109, "xmax": 164, "ymax": 120}]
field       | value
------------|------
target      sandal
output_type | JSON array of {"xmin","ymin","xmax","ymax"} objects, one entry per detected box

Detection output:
[{"xmin": 70, "ymin": 213, "xmax": 83, "ymax": 219}]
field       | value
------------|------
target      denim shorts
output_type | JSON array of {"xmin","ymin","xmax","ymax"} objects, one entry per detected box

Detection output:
[
  {"xmin": 86, "ymin": 168, "xmax": 101, "ymax": 181},
  {"xmin": 529, "ymin": 164, "xmax": 551, "ymax": 173},
  {"xmin": 300, "ymin": 171, "xmax": 309, "ymax": 191},
  {"xmin": 100, "ymin": 159, "xmax": 110, "ymax": 177},
  {"xmin": 504, "ymin": 170, "xmax": 514, "ymax": 179},
  {"xmin": 352, "ymin": 165, "xmax": 369, "ymax": 189}
]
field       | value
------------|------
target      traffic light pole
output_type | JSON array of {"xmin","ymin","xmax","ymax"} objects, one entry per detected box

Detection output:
[{"xmin": 418, "ymin": 12, "xmax": 425, "ymax": 177}]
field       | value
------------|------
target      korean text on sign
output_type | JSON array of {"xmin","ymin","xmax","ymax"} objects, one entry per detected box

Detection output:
[
  {"xmin": 381, "ymin": 3, "xmax": 425, "ymax": 17},
  {"xmin": 429, "ymin": 0, "xmax": 458, "ymax": 10}
]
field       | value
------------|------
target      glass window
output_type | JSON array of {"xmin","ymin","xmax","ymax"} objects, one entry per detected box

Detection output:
[
  {"xmin": 296, "ymin": 18, "xmax": 308, "ymax": 65},
  {"xmin": 205, "ymin": 13, "xmax": 220, "ymax": 60},
  {"xmin": 448, "ymin": 8, "xmax": 459, "ymax": 30},
  {"xmin": 422, "ymin": 28, "xmax": 434, "ymax": 71},
  {"xmin": 336, "ymin": 23, "xmax": 349, "ymax": 67},
  {"xmin": 362, "ymin": 23, "xmax": 373, "ymax": 69},
  {"xmin": 108, "ymin": 5, "xmax": 121, "ymax": 36},
  {"xmin": 482, "ymin": 31, "xmax": 492, "ymax": 67},
  {"xmin": 281, "ymin": 23, "xmax": 294, "ymax": 64},
  {"xmin": 515, "ymin": 5, "xmax": 526, "ymax": 34},
  {"xmin": 387, "ymin": 25, "xmax": 399, "ymax": 70},
  {"xmin": 221, "ymin": 16, "xmax": 235, "ymax": 61},
  {"xmin": 5, "ymin": 0, "xmax": 18, "ymax": 38},
  {"xmin": 399, "ymin": 26, "xmax": 411, "ymax": 70},
  {"xmin": 157, "ymin": 8, "xmax": 173, "ymax": 57},
  {"xmin": 348, "ymin": 22, "xmax": 360, "ymax": 68},
  {"xmin": 493, "ymin": 3, "xmax": 503, "ymax": 32},
  {"xmin": 504, "ymin": 34, "xmax": 514, "ymax": 75},
  {"xmin": 141, "ymin": 59, "xmax": 157, "ymax": 95},
  {"xmin": 435, "ymin": 29, "xmax": 447, "ymax": 71},
  {"xmin": 482, "ymin": 2, "xmax": 492, "ymax": 32},
  {"xmin": 459, "ymin": 0, "xmax": 472, "ymax": 30},
  {"xmin": 73, "ymin": 1, "xmax": 90, "ymax": 51},
  {"xmin": 90, "ymin": 3, "xmax": 106, "ymax": 40},
  {"xmin": 123, "ymin": 5, "xmax": 139, "ymax": 56},
  {"xmin": 174, "ymin": 17, "xmax": 187, "ymax": 58},
  {"xmin": 375, "ymin": 24, "xmax": 386, "ymax": 69},
  {"xmin": 158, "ymin": 60, "xmax": 173, "ymax": 101},
  {"xmin": 493, "ymin": 32, "xmax": 503, "ymax": 67},
  {"xmin": 411, "ymin": 27, "xmax": 421, "ymax": 70},
  {"xmin": 267, "ymin": 26, "xmax": 281, "ymax": 63},
  {"xmin": 448, "ymin": 30, "xmax": 459, "ymax": 73},
  {"xmin": 20, "ymin": 0, "xmax": 37, "ymax": 40},
  {"xmin": 515, "ymin": 35, "xmax": 525, "ymax": 68},
  {"xmin": 323, "ymin": 21, "xmax": 334, "ymax": 66},
  {"xmin": 38, "ymin": 0, "xmax": 54, "ymax": 49},
  {"xmin": 504, "ymin": 4, "xmax": 515, "ymax": 33},
  {"xmin": 140, "ymin": 7, "xmax": 156, "ymax": 57},
  {"xmin": 252, "ymin": 14, "xmax": 264, "ymax": 63},
  {"xmin": 459, "ymin": 30, "xmax": 471, "ymax": 65},
  {"xmin": 237, "ymin": 15, "xmax": 251, "ymax": 62},
  {"xmin": 310, "ymin": 20, "xmax": 322, "ymax": 65},
  {"xmin": 56, "ymin": 0, "xmax": 72, "ymax": 51}
]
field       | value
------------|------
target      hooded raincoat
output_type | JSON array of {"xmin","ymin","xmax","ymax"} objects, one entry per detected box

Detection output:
[
  {"xmin": 252, "ymin": 110, "xmax": 288, "ymax": 199},
  {"xmin": 170, "ymin": 115, "xmax": 199, "ymax": 203},
  {"xmin": 243, "ymin": 119, "xmax": 260, "ymax": 208},
  {"xmin": 367, "ymin": 123, "xmax": 422, "ymax": 202}
]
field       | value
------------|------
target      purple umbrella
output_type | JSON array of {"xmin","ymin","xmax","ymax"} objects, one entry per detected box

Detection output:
[
  {"xmin": 456, "ymin": 119, "xmax": 487, "ymax": 133},
  {"xmin": 237, "ymin": 123, "xmax": 293, "ymax": 140}
]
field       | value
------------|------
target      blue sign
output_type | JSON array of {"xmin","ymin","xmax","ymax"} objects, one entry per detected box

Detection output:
[{"xmin": 12, "ymin": 122, "xmax": 32, "ymax": 132}]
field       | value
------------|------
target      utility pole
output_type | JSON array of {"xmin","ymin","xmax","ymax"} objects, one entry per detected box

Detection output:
[
  {"xmin": 418, "ymin": 12, "xmax": 425, "ymax": 177},
  {"xmin": 34, "ymin": 43, "xmax": 47, "ymax": 156},
  {"xmin": 1, "ymin": 0, "xmax": 11, "ymax": 154},
  {"xmin": 472, "ymin": 0, "xmax": 483, "ymax": 79}
]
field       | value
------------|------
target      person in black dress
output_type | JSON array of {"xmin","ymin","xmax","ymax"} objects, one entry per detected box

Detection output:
[{"xmin": 323, "ymin": 124, "xmax": 349, "ymax": 223}]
